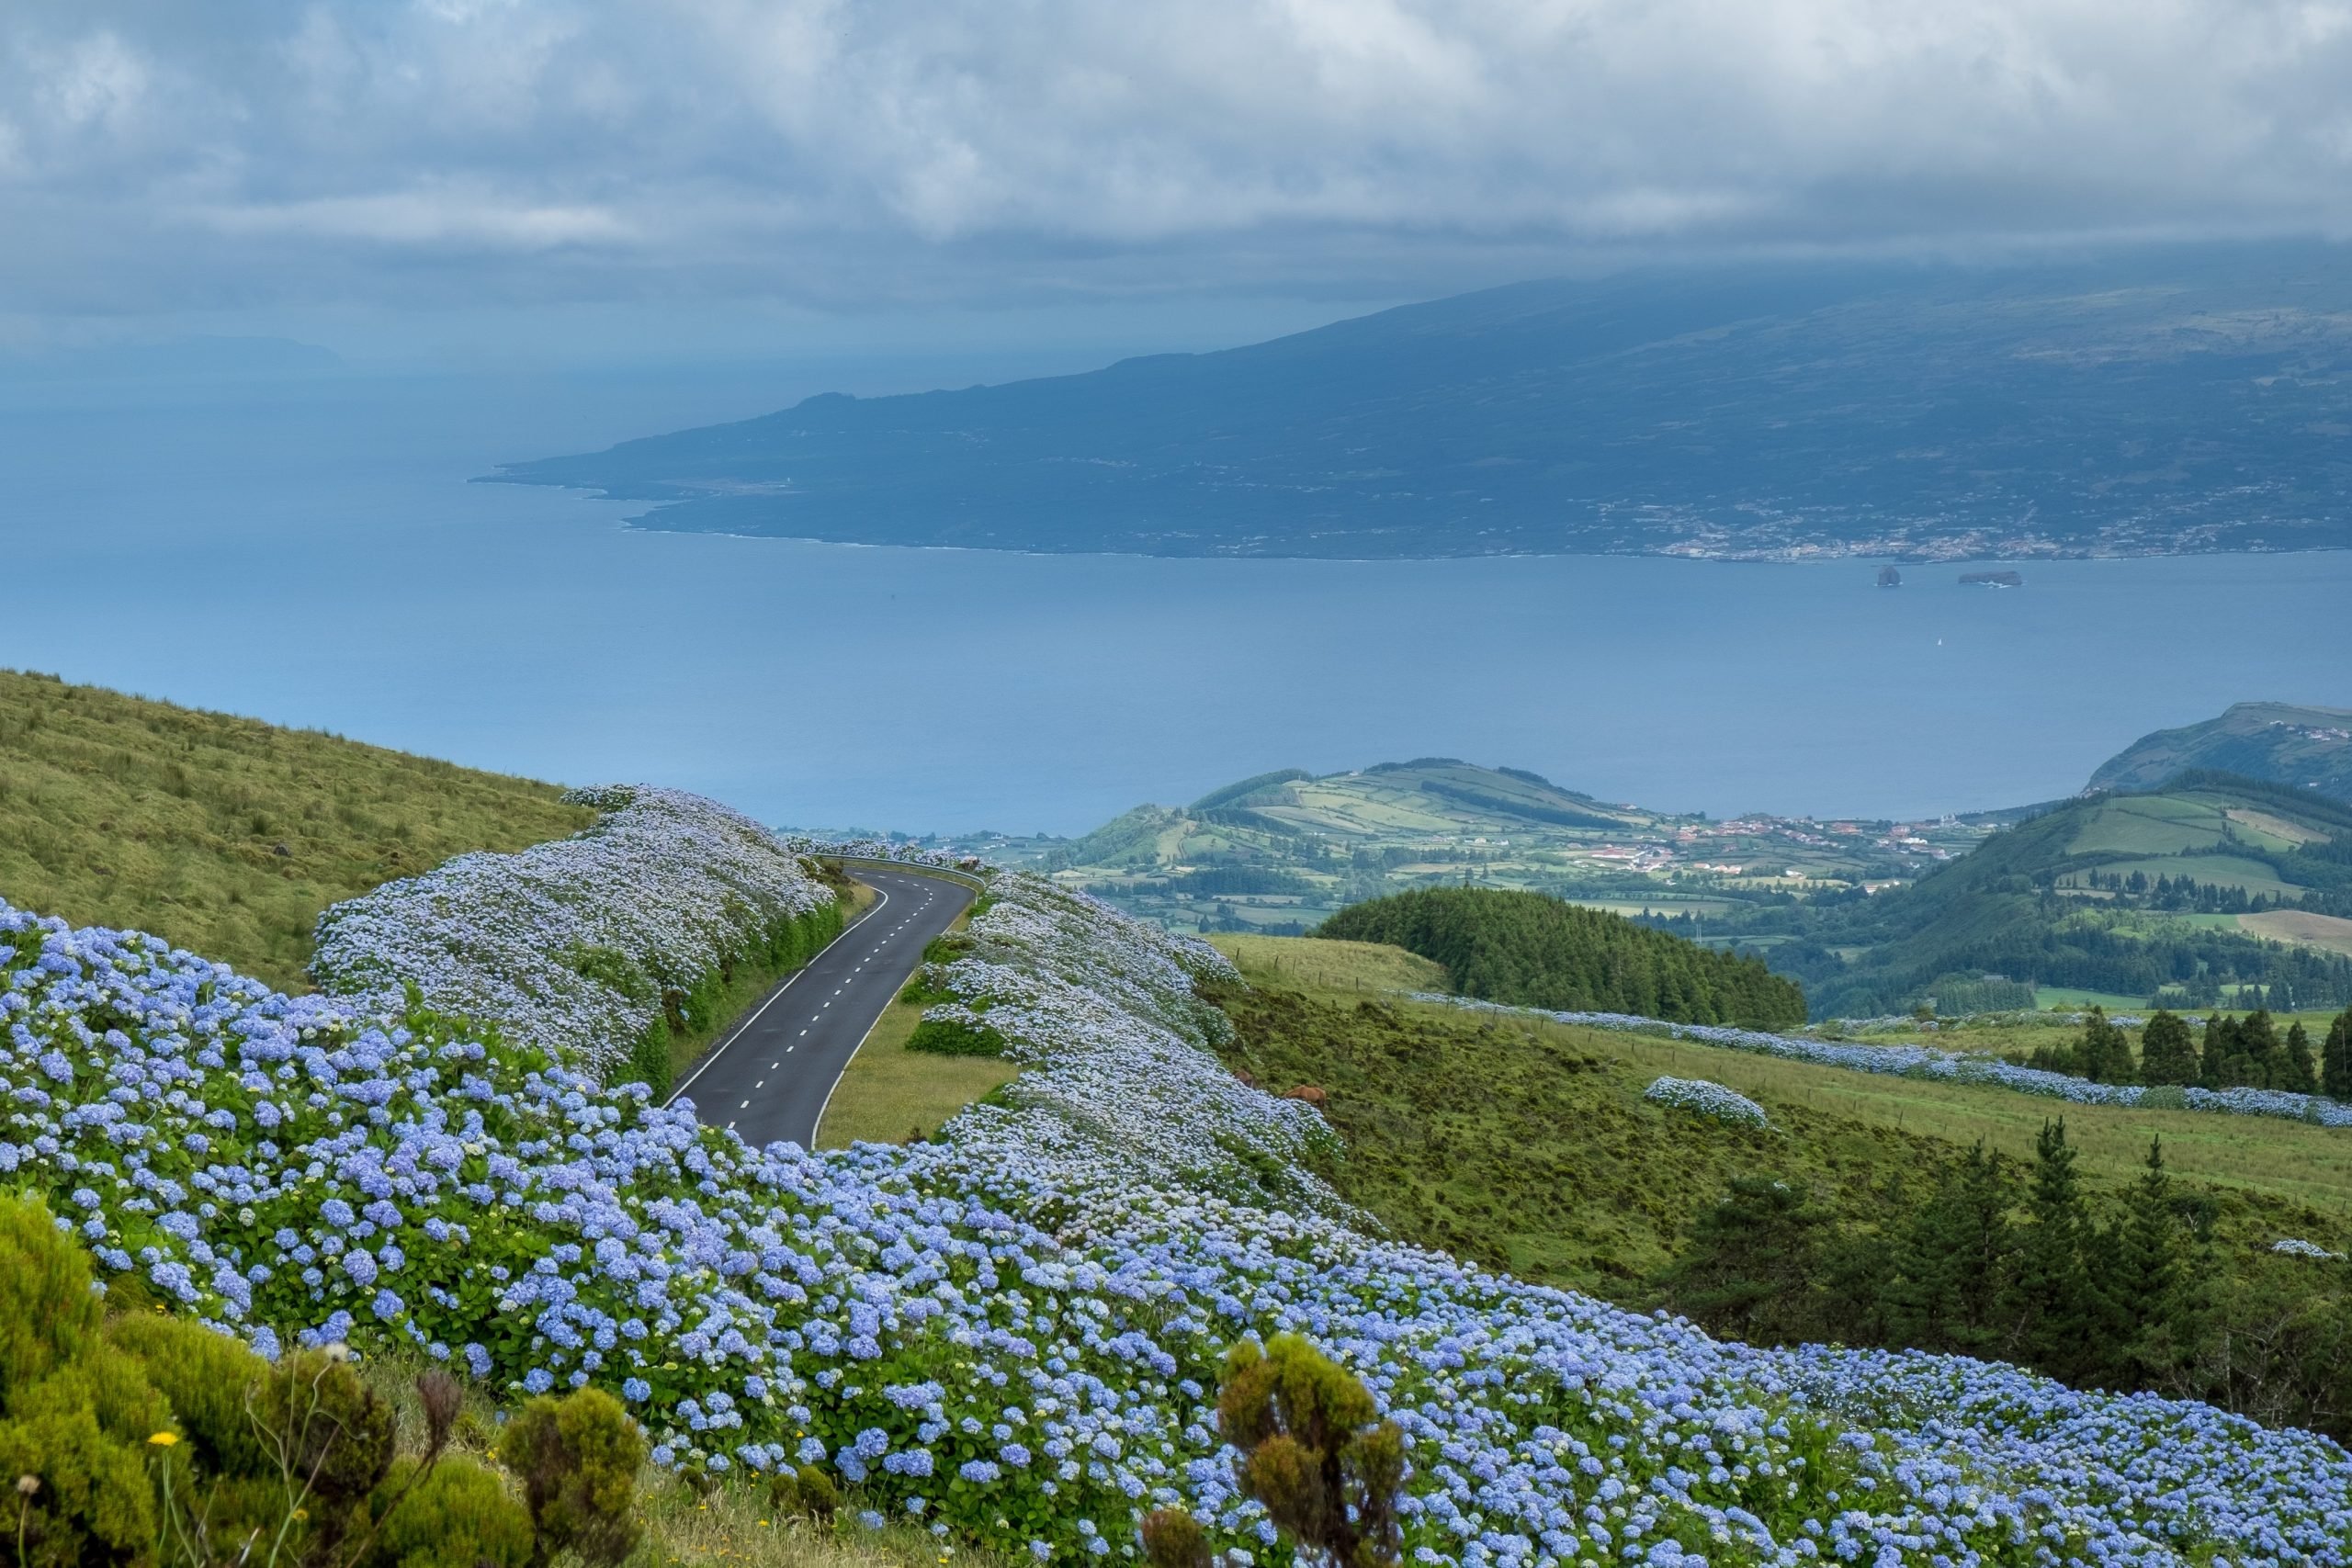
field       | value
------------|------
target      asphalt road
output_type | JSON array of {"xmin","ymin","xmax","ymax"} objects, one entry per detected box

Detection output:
[{"xmin": 671, "ymin": 867, "xmax": 975, "ymax": 1150}]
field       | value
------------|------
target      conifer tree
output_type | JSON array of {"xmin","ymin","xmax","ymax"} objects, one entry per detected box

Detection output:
[
  {"xmin": 2007, "ymin": 1119, "xmax": 2094, "ymax": 1378},
  {"xmin": 1883, "ymin": 1141, "xmax": 2013, "ymax": 1355},
  {"xmin": 2075, "ymin": 1008, "xmax": 2132, "ymax": 1083},
  {"xmin": 2284, "ymin": 1021, "xmax": 2319, "ymax": 1095},
  {"xmin": 2201, "ymin": 1014, "xmax": 2236, "ymax": 1087},
  {"xmin": 1658, "ymin": 1177, "xmax": 1825, "ymax": 1345},
  {"xmin": 2139, "ymin": 1010, "xmax": 2197, "ymax": 1087},
  {"xmin": 2326, "ymin": 1009, "xmax": 2352, "ymax": 1101},
  {"xmin": 2241, "ymin": 1010, "xmax": 2280, "ymax": 1089},
  {"xmin": 2096, "ymin": 1136, "xmax": 2189, "ymax": 1384}
]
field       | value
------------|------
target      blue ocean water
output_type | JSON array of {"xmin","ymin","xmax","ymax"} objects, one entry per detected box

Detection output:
[{"xmin": 3, "ymin": 366, "xmax": 2345, "ymax": 834}]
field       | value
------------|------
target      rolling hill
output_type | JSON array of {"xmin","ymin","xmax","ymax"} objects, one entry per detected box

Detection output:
[
  {"xmin": 0, "ymin": 669, "xmax": 594, "ymax": 988},
  {"xmin": 1772, "ymin": 773, "xmax": 2352, "ymax": 1017},
  {"xmin": 494, "ymin": 244, "xmax": 2352, "ymax": 561},
  {"xmin": 1003, "ymin": 757, "xmax": 1993, "ymax": 935},
  {"xmin": 2088, "ymin": 701, "xmax": 2352, "ymax": 805}
]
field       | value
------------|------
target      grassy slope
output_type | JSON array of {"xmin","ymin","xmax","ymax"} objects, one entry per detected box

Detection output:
[
  {"xmin": 1797, "ymin": 776, "xmax": 2352, "ymax": 1015},
  {"xmin": 0, "ymin": 670, "xmax": 593, "ymax": 990},
  {"xmin": 1211, "ymin": 936, "xmax": 2352, "ymax": 1298}
]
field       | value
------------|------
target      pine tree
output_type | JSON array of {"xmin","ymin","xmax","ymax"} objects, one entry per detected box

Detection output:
[
  {"xmin": 1884, "ymin": 1141, "xmax": 2013, "ymax": 1355},
  {"xmin": 2200, "ymin": 1013, "xmax": 2235, "ymax": 1087},
  {"xmin": 2076, "ymin": 1007, "xmax": 2132, "ymax": 1084},
  {"xmin": 2139, "ymin": 1010, "xmax": 2197, "ymax": 1086},
  {"xmin": 2283, "ymin": 1021, "xmax": 2319, "ymax": 1096},
  {"xmin": 2326, "ymin": 1009, "xmax": 2352, "ymax": 1101},
  {"xmin": 2095, "ymin": 1136, "xmax": 2189, "ymax": 1386},
  {"xmin": 1657, "ymin": 1178, "xmax": 1826, "ymax": 1346},
  {"xmin": 2241, "ymin": 1010, "xmax": 2280, "ymax": 1089},
  {"xmin": 2007, "ymin": 1119, "xmax": 2094, "ymax": 1379}
]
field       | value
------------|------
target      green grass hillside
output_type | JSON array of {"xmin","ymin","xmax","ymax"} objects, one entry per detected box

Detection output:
[
  {"xmin": 0, "ymin": 670, "xmax": 594, "ymax": 989},
  {"xmin": 1210, "ymin": 935, "xmax": 2352, "ymax": 1438},
  {"xmin": 998, "ymin": 756, "xmax": 1993, "ymax": 939},
  {"xmin": 1773, "ymin": 773, "xmax": 2352, "ymax": 1017},
  {"xmin": 1317, "ymin": 885, "xmax": 1806, "ymax": 1028},
  {"xmin": 2088, "ymin": 701, "xmax": 2352, "ymax": 805}
]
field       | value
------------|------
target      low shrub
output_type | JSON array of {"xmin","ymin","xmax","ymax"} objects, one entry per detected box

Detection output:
[
  {"xmin": 764, "ymin": 1462, "xmax": 841, "ymax": 1522},
  {"xmin": 906, "ymin": 1009, "xmax": 1009, "ymax": 1057},
  {"xmin": 368, "ymin": 1456, "xmax": 534, "ymax": 1568},
  {"xmin": 497, "ymin": 1387, "xmax": 648, "ymax": 1568},
  {"xmin": 1216, "ymin": 1335, "xmax": 1403, "ymax": 1568}
]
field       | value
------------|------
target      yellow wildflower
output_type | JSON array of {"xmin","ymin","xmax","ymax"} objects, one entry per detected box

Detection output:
[{"xmin": 147, "ymin": 1432, "xmax": 178, "ymax": 1448}]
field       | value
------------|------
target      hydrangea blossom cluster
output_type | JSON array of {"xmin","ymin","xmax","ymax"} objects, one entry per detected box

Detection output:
[
  {"xmin": 6, "ymin": 870, "xmax": 2352, "ymax": 1565},
  {"xmin": 1645, "ymin": 1077, "xmax": 1769, "ymax": 1128},
  {"xmin": 787, "ymin": 838, "xmax": 978, "ymax": 874},
  {"xmin": 1423, "ymin": 996, "xmax": 2352, "ymax": 1128},
  {"xmin": 1822, "ymin": 1011, "xmax": 2158, "ymax": 1035},
  {"xmin": 310, "ymin": 787, "xmax": 831, "ymax": 1076},
  {"xmin": 2273, "ymin": 1238, "xmax": 2345, "ymax": 1260}
]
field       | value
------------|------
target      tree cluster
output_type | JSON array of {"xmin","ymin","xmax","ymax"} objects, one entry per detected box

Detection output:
[
  {"xmin": 1317, "ymin": 886, "xmax": 1806, "ymax": 1029},
  {"xmin": 1662, "ymin": 1125, "xmax": 2352, "ymax": 1438},
  {"xmin": 2017, "ymin": 1005, "xmax": 2352, "ymax": 1095}
]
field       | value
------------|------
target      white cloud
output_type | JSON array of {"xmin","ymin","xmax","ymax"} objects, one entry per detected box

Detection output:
[{"xmin": 2, "ymin": 0, "xmax": 2348, "ymax": 314}]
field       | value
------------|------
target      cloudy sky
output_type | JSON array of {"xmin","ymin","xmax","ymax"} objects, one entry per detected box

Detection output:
[{"xmin": 6, "ymin": 0, "xmax": 2350, "ymax": 359}]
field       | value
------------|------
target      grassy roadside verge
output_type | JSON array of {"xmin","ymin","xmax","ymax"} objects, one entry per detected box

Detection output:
[{"xmin": 819, "ymin": 899, "xmax": 1016, "ymax": 1149}]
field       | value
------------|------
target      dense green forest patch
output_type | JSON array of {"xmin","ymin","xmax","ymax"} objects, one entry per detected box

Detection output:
[
  {"xmin": 0, "ymin": 669, "xmax": 593, "ymax": 988},
  {"xmin": 1316, "ymin": 885, "xmax": 1805, "ymax": 1027}
]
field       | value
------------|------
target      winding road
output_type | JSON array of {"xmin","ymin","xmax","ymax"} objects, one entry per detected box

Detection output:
[{"xmin": 671, "ymin": 866, "xmax": 975, "ymax": 1150}]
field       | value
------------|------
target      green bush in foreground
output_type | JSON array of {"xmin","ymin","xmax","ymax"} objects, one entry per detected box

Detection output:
[
  {"xmin": 1217, "ymin": 1335, "xmax": 1403, "ymax": 1568},
  {"xmin": 372, "ymin": 1457, "xmax": 534, "ymax": 1568},
  {"xmin": 0, "ymin": 1192, "xmax": 640, "ymax": 1568},
  {"xmin": 498, "ymin": 1386, "xmax": 648, "ymax": 1568},
  {"xmin": 1147, "ymin": 1334, "xmax": 1404, "ymax": 1568}
]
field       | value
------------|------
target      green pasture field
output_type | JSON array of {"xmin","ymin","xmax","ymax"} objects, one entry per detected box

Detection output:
[
  {"xmin": 2071, "ymin": 853, "xmax": 2305, "ymax": 900},
  {"xmin": 0, "ymin": 669, "xmax": 594, "ymax": 991},
  {"xmin": 2064, "ymin": 795, "xmax": 2226, "ymax": 857},
  {"xmin": 2242, "ymin": 909, "xmax": 2352, "ymax": 958},
  {"xmin": 1216, "ymin": 933, "xmax": 2352, "ymax": 1225},
  {"xmin": 1209, "ymin": 931, "xmax": 1447, "ymax": 996}
]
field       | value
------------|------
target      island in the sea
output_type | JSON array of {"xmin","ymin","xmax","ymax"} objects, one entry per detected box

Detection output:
[
  {"xmin": 1959, "ymin": 570, "xmax": 2026, "ymax": 587},
  {"xmin": 492, "ymin": 243, "xmax": 2352, "ymax": 564}
]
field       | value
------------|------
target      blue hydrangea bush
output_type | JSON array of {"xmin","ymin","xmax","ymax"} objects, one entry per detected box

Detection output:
[
  {"xmin": 1425, "ymin": 996, "xmax": 2352, "ymax": 1129},
  {"xmin": 1645, "ymin": 1077, "xmax": 1769, "ymax": 1128},
  {"xmin": 3, "ymin": 859, "xmax": 2351, "ymax": 1566},
  {"xmin": 311, "ymin": 785, "xmax": 833, "ymax": 1078}
]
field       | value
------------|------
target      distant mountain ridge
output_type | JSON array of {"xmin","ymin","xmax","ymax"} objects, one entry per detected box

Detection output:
[
  {"xmin": 495, "ymin": 244, "xmax": 2352, "ymax": 561},
  {"xmin": 2089, "ymin": 702, "xmax": 2352, "ymax": 805}
]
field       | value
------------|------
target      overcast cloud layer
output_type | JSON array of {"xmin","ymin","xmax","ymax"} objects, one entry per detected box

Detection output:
[{"xmin": 6, "ymin": 0, "xmax": 2351, "ymax": 321}]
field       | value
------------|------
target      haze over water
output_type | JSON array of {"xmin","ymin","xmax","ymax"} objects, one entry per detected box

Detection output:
[{"xmin": 5, "ymin": 366, "xmax": 2343, "ymax": 836}]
